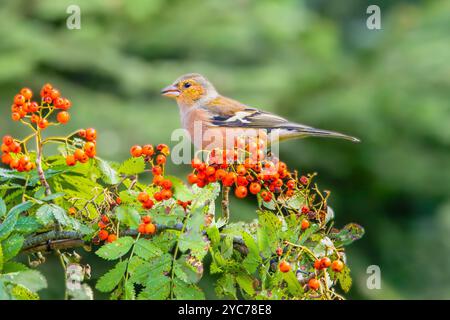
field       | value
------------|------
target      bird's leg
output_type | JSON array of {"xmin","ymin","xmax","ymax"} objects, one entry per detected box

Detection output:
[{"xmin": 221, "ymin": 186, "xmax": 230, "ymax": 224}]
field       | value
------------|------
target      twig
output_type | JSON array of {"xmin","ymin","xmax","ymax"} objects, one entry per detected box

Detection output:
[{"xmin": 221, "ymin": 186, "xmax": 230, "ymax": 223}]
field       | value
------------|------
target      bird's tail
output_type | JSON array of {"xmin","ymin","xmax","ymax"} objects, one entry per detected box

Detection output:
[{"xmin": 274, "ymin": 125, "xmax": 360, "ymax": 143}]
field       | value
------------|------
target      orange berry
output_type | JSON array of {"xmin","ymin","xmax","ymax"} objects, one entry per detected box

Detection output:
[
  {"xmin": 308, "ymin": 278, "xmax": 320, "ymax": 290},
  {"xmin": 234, "ymin": 186, "xmax": 248, "ymax": 199},
  {"xmin": 85, "ymin": 128, "xmax": 96, "ymax": 141},
  {"xmin": 38, "ymin": 118, "xmax": 48, "ymax": 129},
  {"xmin": 276, "ymin": 247, "xmax": 283, "ymax": 256},
  {"xmin": 205, "ymin": 166, "xmax": 216, "ymax": 176},
  {"xmin": 153, "ymin": 191, "xmax": 163, "ymax": 202},
  {"xmin": 1, "ymin": 144, "xmax": 10, "ymax": 153},
  {"xmin": 162, "ymin": 179, "xmax": 172, "ymax": 190},
  {"xmin": 236, "ymin": 164, "xmax": 246, "ymax": 176},
  {"xmin": 9, "ymin": 141, "xmax": 21, "ymax": 154},
  {"xmin": 152, "ymin": 166, "xmax": 162, "ymax": 175},
  {"xmin": 20, "ymin": 88, "xmax": 33, "ymax": 100},
  {"xmin": 279, "ymin": 261, "xmax": 291, "ymax": 273},
  {"xmin": 320, "ymin": 257, "xmax": 332, "ymax": 269},
  {"xmin": 130, "ymin": 145, "xmax": 142, "ymax": 157},
  {"xmin": 11, "ymin": 112, "xmax": 21, "ymax": 121},
  {"xmin": 144, "ymin": 223, "xmax": 156, "ymax": 235},
  {"xmin": 314, "ymin": 260, "xmax": 322, "ymax": 270},
  {"xmin": 249, "ymin": 182, "xmax": 261, "ymax": 195},
  {"xmin": 215, "ymin": 169, "xmax": 227, "ymax": 180},
  {"xmin": 161, "ymin": 189, "xmax": 172, "ymax": 200},
  {"xmin": 261, "ymin": 190, "xmax": 272, "ymax": 202},
  {"xmin": 1, "ymin": 153, "xmax": 12, "ymax": 165},
  {"xmin": 78, "ymin": 129, "xmax": 86, "ymax": 138},
  {"xmin": 301, "ymin": 219, "xmax": 310, "ymax": 230},
  {"xmin": 115, "ymin": 197, "xmax": 122, "ymax": 205},
  {"xmin": 331, "ymin": 260, "xmax": 344, "ymax": 273},
  {"xmin": 137, "ymin": 192, "xmax": 149, "ymax": 203},
  {"xmin": 66, "ymin": 154, "xmax": 77, "ymax": 166},
  {"xmin": 98, "ymin": 229, "xmax": 109, "ymax": 241},
  {"xmin": 56, "ymin": 111, "xmax": 70, "ymax": 124},
  {"xmin": 10, "ymin": 158, "xmax": 20, "ymax": 169},
  {"xmin": 101, "ymin": 215, "xmax": 109, "ymax": 223},
  {"xmin": 142, "ymin": 199, "xmax": 154, "ymax": 209},
  {"xmin": 142, "ymin": 144, "xmax": 154, "ymax": 156},
  {"xmin": 98, "ymin": 221, "xmax": 107, "ymax": 229},
  {"xmin": 14, "ymin": 94, "xmax": 26, "ymax": 106},
  {"xmin": 28, "ymin": 101, "xmax": 39, "ymax": 113},
  {"xmin": 2, "ymin": 135, "xmax": 13, "ymax": 146},
  {"xmin": 106, "ymin": 234, "xmax": 117, "ymax": 243},
  {"xmin": 78, "ymin": 153, "xmax": 89, "ymax": 164},
  {"xmin": 84, "ymin": 142, "xmax": 96, "ymax": 158},
  {"xmin": 74, "ymin": 149, "xmax": 85, "ymax": 161},
  {"xmin": 19, "ymin": 156, "xmax": 29, "ymax": 167},
  {"xmin": 187, "ymin": 173, "xmax": 198, "ymax": 184},
  {"xmin": 153, "ymin": 175, "xmax": 164, "ymax": 186},
  {"xmin": 138, "ymin": 223, "xmax": 146, "ymax": 234},
  {"xmin": 142, "ymin": 216, "xmax": 152, "ymax": 224},
  {"xmin": 222, "ymin": 172, "xmax": 237, "ymax": 187},
  {"xmin": 68, "ymin": 207, "xmax": 76, "ymax": 215},
  {"xmin": 156, "ymin": 154, "xmax": 166, "ymax": 165}
]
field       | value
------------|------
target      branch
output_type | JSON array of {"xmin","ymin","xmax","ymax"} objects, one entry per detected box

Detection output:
[
  {"xmin": 221, "ymin": 186, "xmax": 230, "ymax": 223},
  {"xmin": 21, "ymin": 223, "xmax": 247, "ymax": 254}
]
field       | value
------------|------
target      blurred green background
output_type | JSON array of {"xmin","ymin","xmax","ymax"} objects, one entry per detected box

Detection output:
[{"xmin": 1, "ymin": 0, "xmax": 449, "ymax": 299}]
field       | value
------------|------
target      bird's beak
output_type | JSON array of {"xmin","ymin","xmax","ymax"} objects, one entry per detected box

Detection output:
[{"xmin": 161, "ymin": 84, "xmax": 180, "ymax": 98}]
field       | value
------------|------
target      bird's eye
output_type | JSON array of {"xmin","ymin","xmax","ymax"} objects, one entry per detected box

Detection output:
[{"xmin": 183, "ymin": 82, "xmax": 191, "ymax": 88}]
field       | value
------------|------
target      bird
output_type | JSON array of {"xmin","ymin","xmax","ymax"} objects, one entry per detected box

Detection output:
[{"xmin": 161, "ymin": 73, "xmax": 359, "ymax": 151}]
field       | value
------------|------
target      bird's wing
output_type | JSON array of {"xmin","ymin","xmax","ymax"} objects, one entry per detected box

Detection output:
[{"xmin": 200, "ymin": 96, "xmax": 360, "ymax": 142}]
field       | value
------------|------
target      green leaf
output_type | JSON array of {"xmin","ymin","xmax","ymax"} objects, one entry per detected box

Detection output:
[
  {"xmin": 173, "ymin": 278, "xmax": 205, "ymax": 300},
  {"xmin": 0, "ymin": 197, "xmax": 6, "ymax": 218},
  {"xmin": 116, "ymin": 206, "xmax": 141, "ymax": 228},
  {"xmin": 134, "ymin": 238, "xmax": 163, "ymax": 260},
  {"xmin": 215, "ymin": 274, "xmax": 237, "ymax": 299},
  {"xmin": 138, "ymin": 275, "xmax": 170, "ymax": 300},
  {"xmin": 95, "ymin": 236, "xmax": 134, "ymax": 260},
  {"xmin": 236, "ymin": 274, "xmax": 255, "ymax": 296},
  {"xmin": 35, "ymin": 204, "xmax": 56, "ymax": 226},
  {"xmin": 0, "ymin": 201, "xmax": 33, "ymax": 241},
  {"xmin": 298, "ymin": 223, "xmax": 320, "ymax": 245},
  {"xmin": 1, "ymin": 270, "xmax": 47, "ymax": 292},
  {"xmin": 166, "ymin": 175, "xmax": 193, "ymax": 202},
  {"xmin": 15, "ymin": 216, "xmax": 43, "ymax": 234},
  {"xmin": 118, "ymin": 157, "xmax": 145, "ymax": 175},
  {"xmin": 0, "ymin": 244, "xmax": 3, "ymax": 272},
  {"xmin": 95, "ymin": 260, "xmax": 127, "ymax": 293},
  {"xmin": 97, "ymin": 159, "xmax": 120, "ymax": 185},
  {"xmin": 40, "ymin": 192, "xmax": 65, "ymax": 202},
  {"xmin": 206, "ymin": 225, "xmax": 220, "ymax": 250},
  {"xmin": 1, "ymin": 234, "xmax": 24, "ymax": 261},
  {"xmin": 242, "ymin": 232, "xmax": 262, "ymax": 273},
  {"xmin": 1, "ymin": 261, "xmax": 28, "ymax": 273},
  {"xmin": 11, "ymin": 285, "xmax": 39, "ymax": 300},
  {"xmin": 331, "ymin": 223, "xmax": 365, "ymax": 246},
  {"xmin": 282, "ymin": 271, "xmax": 304, "ymax": 296},
  {"xmin": 336, "ymin": 265, "xmax": 352, "ymax": 293}
]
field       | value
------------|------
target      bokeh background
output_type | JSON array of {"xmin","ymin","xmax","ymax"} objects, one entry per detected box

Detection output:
[{"xmin": 1, "ymin": 0, "xmax": 449, "ymax": 299}]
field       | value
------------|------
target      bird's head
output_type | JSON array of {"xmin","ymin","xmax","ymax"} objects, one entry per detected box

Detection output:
[{"xmin": 161, "ymin": 73, "xmax": 218, "ymax": 108}]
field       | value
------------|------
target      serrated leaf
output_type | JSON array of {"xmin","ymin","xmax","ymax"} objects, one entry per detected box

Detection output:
[
  {"xmin": 11, "ymin": 285, "xmax": 39, "ymax": 300},
  {"xmin": 134, "ymin": 238, "xmax": 163, "ymax": 260},
  {"xmin": 35, "ymin": 204, "xmax": 56, "ymax": 226},
  {"xmin": 282, "ymin": 271, "xmax": 304, "ymax": 296},
  {"xmin": 118, "ymin": 157, "xmax": 145, "ymax": 175},
  {"xmin": 97, "ymin": 159, "xmax": 120, "ymax": 185},
  {"xmin": 116, "ymin": 206, "xmax": 140, "ymax": 228},
  {"xmin": 215, "ymin": 274, "xmax": 237, "ymax": 299},
  {"xmin": 173, "ymin": 278, "xmax": 205, "ymax": 300},
  {"xmin": 14, "ymin": 216, "xmax": 43, "ymax": 234},
  {"xmin": 336, "ymin": 266, "xmax": 352, "ymax": 293},
  {"xmin": 166, "ymin": 175, "xmax": 193, "ymax": 202},
  {"xmin": 0, "ymin": 198, "xmax": 6, "ymax": 218},
  {"xmin": 236, "ymin": 274, "xmax": 255, "ymax": 296},
  {"xmin": 95, "ymin": 260, "xmax": 127, "ymax": 293},
  {"xmin": 0, "ymin": 201, "xmax": 33, "ymax": 241},
  {"xmin": 1, "ymin": 270, "xmax": 47, "ymax": 292},
  {"xmin": 95, "ymin": 236, "xmax": 134, "ymax": 260},
  {"xmin": 1, "ymin": 234, "xmax": 24, "ymax": 261},
  {"xmin": 242, "ymin": 233, "xmax": 262, "ymax": 273},
  {"xmin": 138, "ymin": 275, "xmax": 170, "ymax": 300},
  {"xmin": 332, "ymin": 223, "xmax": 365, "ymax": 246},
  {"xmin": 206, "ymin": 225, "xmax": 220, "ymax": 250},
  {"xmin": 40, "ymin": 192, "xmax": 65, "ymax": 202}
]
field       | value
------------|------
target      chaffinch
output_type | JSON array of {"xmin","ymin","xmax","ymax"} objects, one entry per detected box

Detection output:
[{"xmin": 161, "ymin": 73, "xmax": 359, "ymax": 150}]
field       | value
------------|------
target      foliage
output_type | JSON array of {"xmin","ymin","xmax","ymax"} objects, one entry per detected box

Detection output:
[{"xmin": 0, "ymin": 84, "xmax": 363, "ymax": 299}]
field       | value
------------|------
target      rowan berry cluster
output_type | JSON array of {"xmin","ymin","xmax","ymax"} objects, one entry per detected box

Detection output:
[
  {"xmin": 187, "ymin": 137, "xmax": 311, "ymax": 204},
  {"xmin": 131, "ymin": 143, "xmax": 177, "ymax": 207},
  {"xmin": 11, "ymin": 84, "xmax": 71, "ymax": 128},
  {"xmin": 137, "ymin": 215, "xmax": 156, "ymax": 235},
  {"xmin": 94, "ymin": 214, "xmax": 117, "ymax": 243},
  {"xmin": 1, "ymin": 135, "xmax": 35, "ymax": 171},
  {"xmin": 65, "ymin": 128, "xmax": 97, "ymax": 166}
]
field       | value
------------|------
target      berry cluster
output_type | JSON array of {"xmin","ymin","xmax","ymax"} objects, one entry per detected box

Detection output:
[
  {"xmin": 1, "ymin": 135, "xmax": 36, "ymax": 172},
  {"xmin": 137, "ymin": 216, "xmax": 156, "ymax": 235},
  {"xmin": 65, "ymin": 128, "xmax": 97, "ymax": 166},
  {"xmin": 95, "ymin": 214, "xmax": 117, "ymax": 243},
  {"xmin": 131, "ymin": 143, "xmax": 176, "ymax": 206},
  {"xmin": 314, "ymin": 257, "xmax": 344, "ymax": 273},
  {"xmin": 11, "ymin": 84, "xmax": 71, "ymax": 128},
  {"xmin": 187, "ymin": 138, "xmax": 311, "ymax": 204}
]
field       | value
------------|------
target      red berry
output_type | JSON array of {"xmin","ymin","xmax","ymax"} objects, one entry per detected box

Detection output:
[
  {"xmin": 236, "ymin": 164, "xmax": 246, "ymax": 176},
  {"xmin": 144, "ymin": 223, "xmax": 156, "ymax": 235},
  {"xmin": 320, "ymin": 257, "xmax": 332, "ymax": 269},
  {"xmin": 74, "ymin": 149, "xmax": 85, "ymax": 161},
  {"xmin": 301, "ymin": 219, "xmax": 310, "ymax": 230},
  {"xmin": 161, "ymin": 189, "xmax": 172, "ymax": 200},
  {"xmin": 130, "ymin": 145, "xmax": 142, "ymax": 157},
  {"xmin": 2, "ymin": 135, "xmax": 13, "ymax": 146},
  {"xmin": 38, "ymin": 118, "xmax": 49, "ymax": 129},
  {"xmin": 101, "ymin": 215, "xmax": 109, "ymax": 223},
  {"xmin": 98, "ymin": 230, "xmax": 109, "ymax": 241},
  {"xmin": 279, "ymin": 261, "xmax": 291, "ymax": 273},
  {"xmin": 106, "ymin": 234, "xmax": 117, "ymax": 243},
  {"xmin": 14, "ymin": 94, "xmax": 26, "ymax": 106},
  {"xmin": 20, "ymin": 88, "xmax": 33, "ymax": 100},
  {"xmin": 138, "ymin": 223, "xmax": 146, "ymax": 234},
  {"xmin": 308, "ymin": 278, "xmax": 320, "ymax": 290},
  {"xmin": 142, "ymin": 199, "xmax": 154, "ymax": 209},
  {"xmin": 156, "ymin": 154, "xmax": 166, "ymax": 165},
  {"xmin": 137, "ymin": 192, "xmax": 149, "ymax": 203},
  {"xmin": 331, "ymin": 260, "xmax": 344, "ymax": 272},
  {"xmin": 57, "ymin": 111, "xmax": 70, "ymax": 124},
  {"xmin": 187, "ymin": 173, "xmax": 198, "ymax": 184},
  {"xmin": 300, "ymin": 176, "xmax": 309, "ymax": 185},
  {"xmin": 152, "ymin": 166, "xmax": 162, "ymax": 175},
  {"xmin": 142, "ymin": 144, "xmax": 154, "ymax": 156},
  {"xmin": 301, "ymin": 206, "xmax": 309, "ymax": 214},
  {"xmin": 162, "ymin": 179, "xmax": 172, "ymax": 190},
  {"xmin": 234, "ymin": 186, "xmax": 248, "ymax": 199},
  {"xmin": 249, "ymin": 182, "xmax": 261, "ymax": 195},
  {"xmin": 11, "ymin": 112, "xmax": 21, "ymax": 121},
  {"xmin": 85, "ymin": 128, "xmax": 96, "ymax": 141},
  {"xmin": 276, "ymin": 247, "xmax": 283, "ymax": 256}
]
